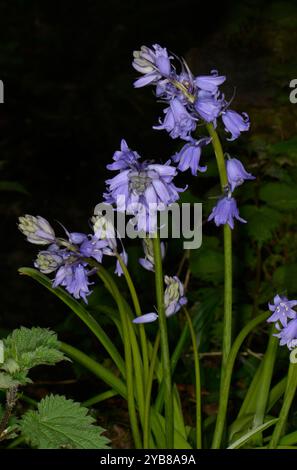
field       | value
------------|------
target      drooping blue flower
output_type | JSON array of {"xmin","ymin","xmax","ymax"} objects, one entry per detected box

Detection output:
[
  {"xmin": 208, "ymin": 195, "xmax": 247, "ymax": 229},
  {"xmin": 172, "ymin": 137, "xmax": 211, "ymax": 175},
  {"xmin": 53, "ymin": 263, "xmax": 92, "ymax": 303},
  {"xmin": 194, "ymin": 90, "xmax": 224, "ymax": 123},
  {"xmin": 267, "ymin": 294, "xmax": 297, "ymax": 328},
  {"xmin": 133, "ymin": 312, "xmax": 159, "ymax": 324},
  {"xmin": 194, "ymin": 70, "xmax": 226, "ymax": 94},
  {"xmin": 18, "ymin": 215, "xmax": 56, "ymax": 245},
  {"xmin": 164, "ymin": 275, "xmax": 187, "ymax": 317},
  {"xmin": 138, "ymin": 238, "xmax": 165, "ymax": 271},
  {"xmin": 274, "ymin": 318, "xmax": 297, "ymax": 350},
  {"xmin": 221, "ymin": 109, "xmax": 250, "ymax": 141},
  {"xmin": 153, "ymin": 97, "xmax": 197, "ymax": 139},
  {"xmin": 107, "ymin": 139, "xmax": 140, "ymax": 171},
  {"xmin": 226, "ymin": 157, "xmax": 255, "ymax": 192},
  {"xmin": 79, "ymin": 235, "xmax": 109, "ymax": 263},
  {"xmin": 132, "ymin": 44, "xmax": 172, "ymax": 88},
  {"xmin": 115, "ymin": 249, "xmax": 128, "ymax": 277}
]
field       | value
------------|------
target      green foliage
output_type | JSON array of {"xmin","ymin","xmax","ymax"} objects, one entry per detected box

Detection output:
[
  {"xmin": 259, "ymin": 182, "xmax": 297, "ymax": 211},
  {"xmin": 190, "ymin": 237, "xmax": 224, "ymax": 284},
  {"xmin": 240, "ymin": 205, "xmax": 282, "ymax": 244},
  {"xmin": 0, "ymin": 327, "xmax": 67, "ymax": 388},
  {"xmin": 20, "ymin": 394, "xmax": 110, "ymax": 449},
  {"xmin": 272, "ymin": 264, "xmax": 297, "ymax": 295}
]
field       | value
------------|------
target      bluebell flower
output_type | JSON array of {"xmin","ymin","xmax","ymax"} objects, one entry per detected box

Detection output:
[
  {"xmin": 107, "ymin": 139, "xmax": 140, "ymax": 171},
  {"xmin": 226, "ymin": 157, "xmax": 255, "ymax": 192},
  {"xmin": 115, "ymin": 249, "xmax": 128, "ymax": 277},
  {"xmin": 132, "ymin": 312, "xmax": 159, "ymax": 324},
  {"xmin": 34, "ymin": 250, "xmax": 64, "ymax": 274},
  {"xmin": 53, "ymin": 263, "xmax": 92, "ymax": 303},
  {"xmin": 267, "ymin": 294, "xmax": 297, "ymax": 328},
  {"xmin": 153, "ymin": 97, "xmax": 197, "ymax": 139},
  {"xmin": 194, "ymin": 90, "xmax": 224, "ymax": 123},
  {"xmin": 79, "ymin": 236, "xmax": 109, "ymax": 263},
  {"xmin": 208, "ymin": 195, "xmax": 247, "ymax": 229},
  {"xmin": 274, "ymin": 318, "xmax": 297, "ymax": 350},
  {"xmin": 164, "ymin": 275, "xmax": 187, "ymax": 317},
  {"xmin": 194, "ymin": 70, "xmax": 226, "ymax": 94},
  {"xmin": 132, "ymin": 44, "xmax": 172, "ymax": 88},
  {"xmin": 172, "ymin": 137, "xmax": 211, "ymax": 175},
  {"xmin": 221, "ymin": 109, "xmax": 250, "ymax": 141},
  {"xmin": 139, "ymin": 238, "xmax": 165, "ymax": 271},
  {"xmin": 18, "ymin": 215, "xmax": 56, "ymax": 245},
  {"xmin": 133, "ymin": 275, "xmax": 187, "ymax": 324}
]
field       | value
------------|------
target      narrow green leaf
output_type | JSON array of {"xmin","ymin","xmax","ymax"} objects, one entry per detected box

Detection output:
[{"xmin": 227, "ymin": 418, "xmax": 279, "ymax": 449}]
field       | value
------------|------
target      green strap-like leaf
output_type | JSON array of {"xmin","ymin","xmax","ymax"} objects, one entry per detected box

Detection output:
[
  {"xmin": 19, "ymin": 267, "xmax": 125, "ymax": 377},
  {"xmin": 227, "ymin": 418, "xmax": 279, "ymax": 449}
]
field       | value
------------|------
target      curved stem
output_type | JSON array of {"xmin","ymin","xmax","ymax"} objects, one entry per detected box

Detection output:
[
  {"xmin": 143, "ymin": 332, "xmax": 160, "ymax": 448},
  {"xmin": 206, "ymin": 123, "xmax": 232, "ymax": 374},
  {"xmin": 152, "ymin": 234, "xmax": 174, "ymax": 448},
  {"xmin": 95, "ymin": 265, "xmax": 144, "ymax": 447},
  {"xmin": 211, "ymin": 311, "xmax": 269, "ymax": 448},
  {"xmin": 116, "ymin": 253, "xmax": 149, "ymax": 386},
  {"xmin": 184, "ymin": 308, "xmax": 202, "ymax": 449},
  {"xmin": 269, "ymin": 362, "xmax": 297, "ymax": 448}
]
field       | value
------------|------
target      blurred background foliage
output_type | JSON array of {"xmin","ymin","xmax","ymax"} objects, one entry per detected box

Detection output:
[{"xmin": 0, "ymin": 0, "xmax": 297, "ymax": 446}]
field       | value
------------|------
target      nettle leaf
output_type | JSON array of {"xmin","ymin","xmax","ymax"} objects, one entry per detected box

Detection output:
[
  {"xmin": 20, "ymin": 395, "xmax": 110, "ymax": 449},
  {"xmin": 240, "ymin": 205, "xmax": 282, "ymax": 244},
  {"xmin": 259, "ymin": 182, "xmax": 297, "ymax": 211},
  {"xmin": 1, "ymin": 327, "xmax": 67, "ymax": 386}
]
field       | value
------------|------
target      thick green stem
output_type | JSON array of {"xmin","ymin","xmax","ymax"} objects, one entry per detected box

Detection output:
[
  {"xmin": 184, "ymin": 308, "xmax": 202, "ymax": 449},
  {"xmin": 143, "ymin": 332, "xmax": 160, "ymax": 448},
  {"xmin": 211, "ymin": 311, "xmax": 269, "ymax": 448},
  {"xmin": 152, "ymin": 234, "xmax": 174, "ymax": 448},
  {"xmin": 116, "ymin": 253, "xmax": 149, "ymax": 386},
  {"xmin": 269, "ymin": 362, "xmax": 297, "ymax": 448},
  {"xmin": 206, "ymin": 123, "xmax": 232, "ymax": 373},
  {"xmin": 83, "ymin": 390, "xmax": 118, "ymax": 407}
]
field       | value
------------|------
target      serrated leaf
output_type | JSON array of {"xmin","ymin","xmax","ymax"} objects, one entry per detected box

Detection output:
[
  {"xmin": 1, "ymin": 327, "xmax": 67, "ymax": 386},
  {"xmin": 259, "ymin": 182, "xmax": 297, "ymax": 211},
  {"xmin": 20, "ymin": 394, "xmax": 110, "ymax": 449},
  {"xmin": 240, "ymin": 205, "xmax": 282, "ymax": 244}
]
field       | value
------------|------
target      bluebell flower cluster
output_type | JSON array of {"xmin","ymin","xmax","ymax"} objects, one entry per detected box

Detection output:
[
  {"xmin": 267, "ymin": 294, "xmax": 297, "ymax": 350},
  {"xmin": 133, "ymin": 44, "xmax": 255, "ymax": 229},
  {"xmin": 18, "ymin": 213, "xmax": 127, "ymax": 302},
  {"xmin": 104, "ymin": 139, "xmax": 184, "ymax": 233}
]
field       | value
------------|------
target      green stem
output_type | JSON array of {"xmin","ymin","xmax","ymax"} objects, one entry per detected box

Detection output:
[
  {"xmin": 252, "ymin": 326, "xmax": 278, "ymax": 442},
  {"xmin": 269, "ymin": 362, "xmax": 297, "ymax": 448},
  {"xmin": 206, "ymin": 123, "xmax": 232, "ymax": 373},
  {"xmin": 143, "ymin": 332, "xmax": 160, "ymax": 448},
  {"xmin": 152, "ymin": 234, "xmax": 174, "ymax": 448},
  {"xmin": 95, "ymin": 266, "xmax": 143, "ymax": 448},
  {"xmin": 82, "ymin": 390, "xmax": 118, "ymax": 407},
  {"xmin": 95, "ymin": 265, "xmax": 145, "ymax": 432},
  {"xmin": 116, "ymin": 253, "xmax": 149, "ymax": 386},
  {"xmin": 154, "ymin": 322, "xmax": 189, "ymax": 412},
  {"xmin": 184, "ymin": 308, "xmax": 202, "ymax": 449},
  {"xmin": 211, "ymin": 311, "xmax": 269, "ymax": 448}
]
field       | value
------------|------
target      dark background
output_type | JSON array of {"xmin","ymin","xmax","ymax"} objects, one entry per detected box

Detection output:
[{"xmin": 0, "ymin": 0, "xmax": 297, "ymax": 444}]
